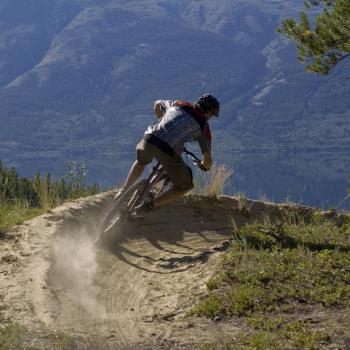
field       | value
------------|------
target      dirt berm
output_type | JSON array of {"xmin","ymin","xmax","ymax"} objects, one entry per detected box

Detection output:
[{"xmin": 0, "ymin": 193, "xmax": 342, "ymax": 349}]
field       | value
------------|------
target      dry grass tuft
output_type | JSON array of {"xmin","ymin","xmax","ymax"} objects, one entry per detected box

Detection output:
[
  {"xmin": 192, "ymin": 163, "xmax": 233, "ymax": 197},
  {"xmin": 33, "ymin": 175, "xmax": 60, "ymax": 211}
]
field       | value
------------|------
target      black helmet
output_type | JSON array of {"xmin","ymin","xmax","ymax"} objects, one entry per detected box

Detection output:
[{"xmin": 194, "ymin": 94, "xmax": 220, "ymax": 117}]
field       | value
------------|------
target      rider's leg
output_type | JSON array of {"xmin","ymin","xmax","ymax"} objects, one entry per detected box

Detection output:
[
  {"xmin": 153, "ymin": 188, "xmax": 187, "ymax": 208},
  {"xmin": 138, "ymin": 162, "xmax": 192, "ymax": 214},
  {"xmin": 124, "ymin": 160, "xmax": 145, "ymax": 189},
  {"xmin": 118, "ymin": 139, "xmax": 152, "ymax": 192},
  {"xmin": 133, "ymin": 143, "xmax": 193, "ymax": 216},
  {"xmin": 135, "ymin": 187, "xmax": 187, "ymax": 216},
  {"xmin": 153, "ymin": 156, "xmax": 193, "ymax": 208},
  {"xmin": 133, "ymin": 161, "xmax": 193, "ymax": 216}
]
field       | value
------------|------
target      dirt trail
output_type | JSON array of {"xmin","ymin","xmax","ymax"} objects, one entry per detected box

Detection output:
[{"xmin": 0, "ymin": 193, "xmax": 329, "ymax": 348}]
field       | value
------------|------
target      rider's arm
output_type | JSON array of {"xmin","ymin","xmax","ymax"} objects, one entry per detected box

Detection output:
[
  {"xmin": 202, "ymin": 152, "xmax": 212, "ymax": 170},
  {"xmin": 154, "ymin": 100, "xmax": 176, "ymax": 119},
  {"xmin": 196, "ymin": 124, "xmax": 212, "ymax": 170},
  {"xmin": 196, "ymin": 136, "xmax": 212, "ymax": 170},
  {"xmin": 154, "ymin": 100, "xmax": 164, "ymax": 119}
]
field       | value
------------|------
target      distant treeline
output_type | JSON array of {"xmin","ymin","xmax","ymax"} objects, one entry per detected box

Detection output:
[{"xmin": 0, "ymin": 160, "xmax": 99, "ymax": 208}]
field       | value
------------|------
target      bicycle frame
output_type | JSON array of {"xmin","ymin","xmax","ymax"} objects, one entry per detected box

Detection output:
[
  {"xmin": 116, "ymin": 163, "xmax": 163, "ymax": 216},
  {"xmin": 125, "ymin": 149, "xmax": 202, "ymax": 214},
  {"xmin": 102, "ymin": 148, "xmax": 205, "ymax": 229},
  {"xmin": 142, "ymin": 148, "xmax": 202, "ymax": 198}
]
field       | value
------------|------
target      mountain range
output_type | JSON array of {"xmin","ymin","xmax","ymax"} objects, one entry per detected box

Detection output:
[{"xmin": 0, "ymin": 0, "xmax": 349, "ymax": 163}]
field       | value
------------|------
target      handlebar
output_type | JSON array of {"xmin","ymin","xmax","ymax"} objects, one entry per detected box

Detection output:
[{"xmin": 183, "ymin": 148, "xmax": 209, "ymax": 172}]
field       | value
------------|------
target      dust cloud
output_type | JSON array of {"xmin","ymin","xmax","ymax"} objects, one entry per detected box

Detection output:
[{"xmin": 51, "ymin": 226, "xmax": 107, "ymax": 319}]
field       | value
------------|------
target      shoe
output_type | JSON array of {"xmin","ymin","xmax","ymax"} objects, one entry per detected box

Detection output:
[{"xmin": 133, "ymin": 201, "xmax": 155, "ymax": 218}]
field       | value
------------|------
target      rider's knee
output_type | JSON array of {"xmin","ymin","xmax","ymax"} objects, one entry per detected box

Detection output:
[
  {"xmin": 136, "ymin": 146, "xmax": 152, "ymax": 165},
  {"xmin": 135, "ymin": 159, "xmax": 146, "ymax": 168}
]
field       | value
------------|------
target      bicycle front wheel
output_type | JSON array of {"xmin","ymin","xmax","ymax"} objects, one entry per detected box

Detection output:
[{"xmin": 100, "ymin": 181, "xmax": 146, "ymax": 234}]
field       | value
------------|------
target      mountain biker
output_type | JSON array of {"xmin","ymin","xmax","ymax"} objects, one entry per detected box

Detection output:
[{"xmin": 116, "ymin": 93, "xmax": 220, "ymax": 216}]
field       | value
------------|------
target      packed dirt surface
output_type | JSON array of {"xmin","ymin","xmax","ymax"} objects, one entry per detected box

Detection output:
[{"xmin": 0, "ymin": 193, "xmax": 340, "ymax": 349}]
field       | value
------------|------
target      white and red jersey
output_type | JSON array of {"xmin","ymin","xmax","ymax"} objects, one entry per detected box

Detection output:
[{"xmin": 145, "ymin": 100, "xmax": 212, "ymax": 156}]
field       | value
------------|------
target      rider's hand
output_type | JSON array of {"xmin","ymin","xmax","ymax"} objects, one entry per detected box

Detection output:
[{"xmin": 201, "ymin": 152, "xmax": 212, "ymax": 170}]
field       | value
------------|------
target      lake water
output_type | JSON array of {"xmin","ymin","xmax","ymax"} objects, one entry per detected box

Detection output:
[{"xmin": 1, "ymin": 150, "xmax": 349, "ymax": 211}]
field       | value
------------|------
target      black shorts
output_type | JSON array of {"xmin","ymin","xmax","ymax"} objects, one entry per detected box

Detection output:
[{"xmin": 136, "ymin": 139, "xmax": 193, "ymax": 191}]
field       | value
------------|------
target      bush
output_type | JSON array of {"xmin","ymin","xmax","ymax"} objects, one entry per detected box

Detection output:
[{"xmin": 0, "ymin": 159, "xmax": 99, "ymax": 211}]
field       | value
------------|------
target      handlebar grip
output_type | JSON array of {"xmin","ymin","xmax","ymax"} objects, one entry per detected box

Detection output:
[
  {"xmin": 184, "ymin": 148, "xmax": 209, "ymax": 172},
  {"xmin": 200, "ymin": 165, "xmax": 210, "ymax": 172}
]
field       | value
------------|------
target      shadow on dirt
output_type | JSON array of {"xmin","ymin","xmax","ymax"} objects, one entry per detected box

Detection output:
[{"xmin": 95, "ymin": 198, "xmax": 238, "ymax": 273}]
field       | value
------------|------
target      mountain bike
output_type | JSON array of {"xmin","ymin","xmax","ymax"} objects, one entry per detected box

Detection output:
[{"xmin": 99, "ymin": 148, "xmax": 206, "ymax": 234}]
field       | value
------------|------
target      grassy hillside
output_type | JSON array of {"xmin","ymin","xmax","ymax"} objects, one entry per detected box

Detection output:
[{"xmin": 192, "ymin": 214, "xmax": 350, "ymax": 349}]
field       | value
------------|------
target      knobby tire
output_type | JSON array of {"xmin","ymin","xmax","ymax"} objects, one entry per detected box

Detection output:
[{"xmin": 99, "ymin": 181, "xmax": 146, "ymax": 235}]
